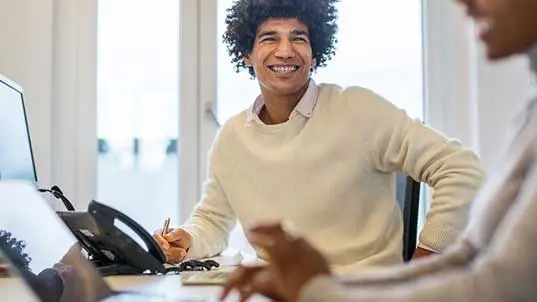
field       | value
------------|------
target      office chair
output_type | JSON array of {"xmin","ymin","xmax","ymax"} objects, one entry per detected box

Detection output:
[{"xmin": 395, "ymin": 172, "xmax": 421, "ymax": 262}]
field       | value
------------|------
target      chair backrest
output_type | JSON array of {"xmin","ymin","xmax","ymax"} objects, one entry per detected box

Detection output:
[{"xmin": 395, "ymin": 172, "xmax": 421, "ymax": 262}]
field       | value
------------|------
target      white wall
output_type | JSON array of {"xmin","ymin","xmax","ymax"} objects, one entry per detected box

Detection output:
[
  {"xmin": 424, "ymin": 1, "xmax": 535, "ymax": 170},
  {"xmin": 0, "ymin": 0, "xmax": 96, "ymax": 209},
  {"xmin": 472, "ymin": 49, "xmax": 534, "ymax": 167},
  {"xmin": 0, "ymin": 0, "xmax": 55, "ymax": 202}
]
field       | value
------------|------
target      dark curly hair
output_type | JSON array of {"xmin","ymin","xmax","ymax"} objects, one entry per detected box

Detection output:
[
  {"xmin": 223, "ymin": 0, "xmax": 339, "ymax": 77},
  {"xmin": 0, "ymin": 230, "xmax": 32, "ymax": 271}
]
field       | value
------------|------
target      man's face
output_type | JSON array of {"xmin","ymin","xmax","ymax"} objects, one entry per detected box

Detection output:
[
  {"xmin": 245, "ymin": 18, "xmax": 316, "ymax": 96},
  {"xmin": 457, "ymin": 0, "xmax": 537, "ymax": 59}
]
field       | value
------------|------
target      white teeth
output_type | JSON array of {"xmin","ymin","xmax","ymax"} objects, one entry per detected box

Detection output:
[{"xmin": 269, "ymin": 66, "xmax": 298, "ymax": 73}]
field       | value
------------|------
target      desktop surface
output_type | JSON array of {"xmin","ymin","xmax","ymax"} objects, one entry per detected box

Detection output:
[{"xmin": 0, "ymin": 274, "xmax": 270, "ymax": 302}]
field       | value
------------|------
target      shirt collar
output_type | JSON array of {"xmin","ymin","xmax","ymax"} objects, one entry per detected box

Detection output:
[{"xmin": 245, "ymin": 79, "xmax": 319, "ymax": 126}]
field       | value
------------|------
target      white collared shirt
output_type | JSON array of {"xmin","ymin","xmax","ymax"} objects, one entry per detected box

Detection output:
[{"xmin": 245, "ymin": 79, "xmax": 319, "ymax": 126}]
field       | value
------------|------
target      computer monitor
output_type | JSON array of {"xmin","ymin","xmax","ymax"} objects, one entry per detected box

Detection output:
[{"xmin": 0, "ymin": 74, "xmax": 38, "ymax": 183}]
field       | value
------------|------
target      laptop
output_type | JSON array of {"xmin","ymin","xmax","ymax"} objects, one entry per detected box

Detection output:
[
  {"xmin": 0, "ymin": 181, "xmax": 207, "ymax": 302},
  {"xmin": 0, "ymin": 74, "xmax": 39, "ymax": 184}
]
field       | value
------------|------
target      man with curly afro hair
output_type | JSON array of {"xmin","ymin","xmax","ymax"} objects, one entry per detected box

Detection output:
[
  {"xmin": 154, "ymin": 0, "xmax": 484, "ymax": 277},
  {"xmin": 222, "ymin": 0, "xmax": 338, "ymax": 78}
]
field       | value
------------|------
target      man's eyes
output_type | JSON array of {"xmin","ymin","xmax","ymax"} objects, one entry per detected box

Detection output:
[
  {"xmin": 259, "ymin": 37, "xmax": 308, "ymax": 43},
  {"xmin": 261, "ymin": 37, "xmax": 277, "ymax": 42},
  {"xmin": 292, "ymin": 37, "xmax": 308, "ymax": 42}
]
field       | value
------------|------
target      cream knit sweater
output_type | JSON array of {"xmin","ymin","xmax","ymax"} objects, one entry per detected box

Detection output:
[{"xmin": 182, "ymin": 83, "xmax": 484, "ymax": 275}]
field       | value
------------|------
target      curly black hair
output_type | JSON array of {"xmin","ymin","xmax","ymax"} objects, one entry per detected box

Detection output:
[
  {"xmin": 0, "ymin": 230, "xmax": 32, "ymax": 271},
  {"xmin": 223, "ymin": 0, "xmax": 339, "ymax": 77}
]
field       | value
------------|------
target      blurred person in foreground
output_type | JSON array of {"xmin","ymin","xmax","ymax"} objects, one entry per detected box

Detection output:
[{"xmin": 221, "ymin": 0, "xmax": 537, "ymax": 301}]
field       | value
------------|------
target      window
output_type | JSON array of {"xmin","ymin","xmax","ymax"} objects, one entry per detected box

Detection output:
[{"xmin": 97, "ymin": 0, "xmax": 181, "ymax": 231}]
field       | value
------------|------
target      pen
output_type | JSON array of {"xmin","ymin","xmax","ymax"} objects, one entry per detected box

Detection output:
[{"xmin": 161, "ymin": 217, "xmax": 170, "ymax": 236}]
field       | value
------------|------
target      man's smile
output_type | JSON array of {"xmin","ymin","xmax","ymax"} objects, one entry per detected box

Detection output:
[{"xmin": 267, "ymin": 64, "xmax": 300, "ymax": 73}]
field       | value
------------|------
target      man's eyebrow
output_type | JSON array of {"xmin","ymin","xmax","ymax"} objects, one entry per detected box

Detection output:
[
  {"xmin": 257, "ymin": 31, "xmax": 277, "ymax": 39},
  {"xmin": 291, "ymin": 29, "xmax": 309, "ymax": 36},
  {"xmin": 257, "ymin": 29, "xmax": 309, "ymax": 39}
]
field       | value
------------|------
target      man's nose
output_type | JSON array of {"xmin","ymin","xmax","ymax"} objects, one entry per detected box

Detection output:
[{"xmin": 274, "ymin": 39, "xmax": 295, "ymax": 59}]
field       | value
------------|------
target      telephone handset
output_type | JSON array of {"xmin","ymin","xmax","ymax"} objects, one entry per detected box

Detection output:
[
  {"xmin": 58, "ymin": 200, "xmax": 167, "ymax": 276},
  {"xmin": 87, "ymin": 200, "xmax": 167, "ymax": 274}
]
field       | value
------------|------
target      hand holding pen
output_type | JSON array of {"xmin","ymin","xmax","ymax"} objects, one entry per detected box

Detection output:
[{"xmin": 153, "ymin": 217, "xmax": 192, "ymax": 263}]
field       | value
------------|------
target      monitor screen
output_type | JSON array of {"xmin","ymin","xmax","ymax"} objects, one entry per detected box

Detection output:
[{"xmin": 0, "ymin": 75, "xmax": 37, "ymax": 183}]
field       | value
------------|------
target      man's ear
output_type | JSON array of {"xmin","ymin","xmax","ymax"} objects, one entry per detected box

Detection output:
[
  {"xmin": 244, "ymin": 55, "xmax": 252, "ymax": 67},
  {"xmin": 311, "ymin": 57, "xmax": 317, "ymax": 69}
]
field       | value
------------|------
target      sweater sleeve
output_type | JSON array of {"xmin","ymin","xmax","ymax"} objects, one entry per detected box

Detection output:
[
  {"xmin": 181, "ymin": 128, "xmax": 237, "ymax": 260},
  {"xmin": 349, "ymin": 88, "xmax": 485, "ymax": 252},
  {"xmin": 299, "ymin": 268, "xmax": 479, "ymax": 302}
]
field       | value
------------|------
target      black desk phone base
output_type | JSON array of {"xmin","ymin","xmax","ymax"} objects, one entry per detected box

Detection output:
[{"xmin": 57, "ymin": 200, "xmax": 219, "ymax": 276}]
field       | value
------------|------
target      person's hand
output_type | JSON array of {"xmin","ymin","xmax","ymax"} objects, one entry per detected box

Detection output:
[
  {"xmin": 220, "ymin": 265, "xmax": 285, "ymax": 301},
  {"xmin": 246, "ymin": 223, "xmax": 332, "ymax": 302},
  {"xmin": 153, "ymin": 228, "xmax": 192, "ymax": 263}
]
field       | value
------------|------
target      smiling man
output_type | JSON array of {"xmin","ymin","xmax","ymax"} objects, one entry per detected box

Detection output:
[{"xmin": 152, "ymin": 0, "xmax": 485, "ymax": 274}]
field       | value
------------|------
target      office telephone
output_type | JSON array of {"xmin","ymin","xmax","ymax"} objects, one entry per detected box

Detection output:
[{"xmin": 58, "ymin": 200, "xmax": 219, "ymax": 276}]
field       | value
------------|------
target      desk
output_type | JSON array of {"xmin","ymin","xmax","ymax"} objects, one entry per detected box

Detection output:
[
  {"xmin": 0, "ymin": 248, "xmax": 267, "ymax": 301},
  {"xmin": 0, "ymin": 274, "xmax": 270, "ymax": 301},
  {"xmin": 106, "ymin": 275, "xmax": 269, "ymax": 301}
]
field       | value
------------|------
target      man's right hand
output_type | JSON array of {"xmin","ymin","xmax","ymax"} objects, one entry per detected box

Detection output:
[{"xmin": 153, "ymin": 228, "xmax": 192, "ymax": 263}]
